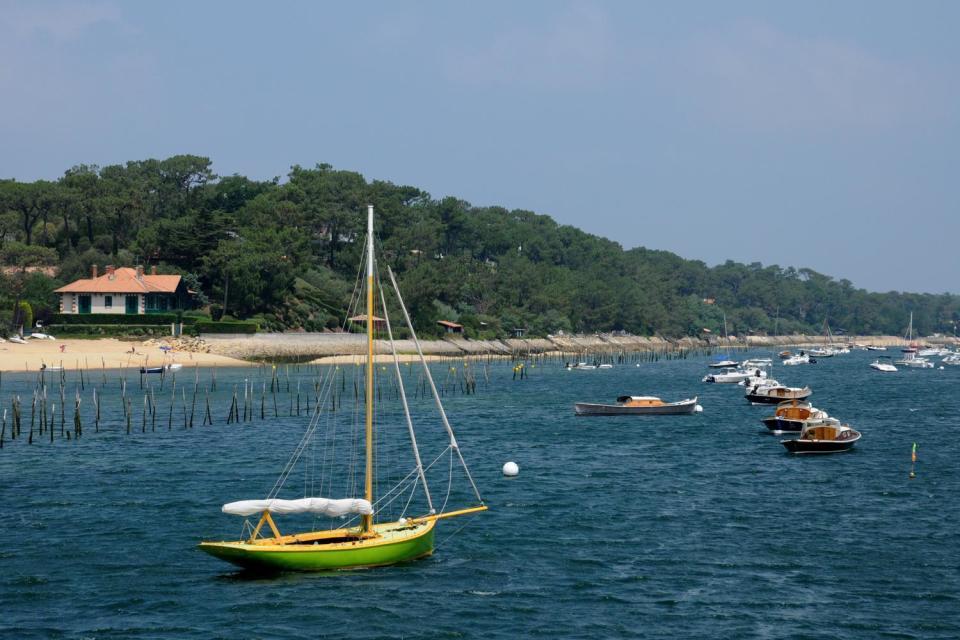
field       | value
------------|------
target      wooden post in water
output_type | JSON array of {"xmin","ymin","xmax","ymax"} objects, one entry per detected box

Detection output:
[{"xmin": 73, "ymin": 391, "xmax": 82, "ymax": 438}]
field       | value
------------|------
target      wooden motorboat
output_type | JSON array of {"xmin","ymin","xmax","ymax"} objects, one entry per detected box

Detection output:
[
  {"xmin": 744, "ymin": 383, "xmax": 812, "ymax": 404},
  {"xmin": 778, "ymin": 350, "xmax": 792, "ymax": 359},
  {"xmin": 781, "ymin": 418, "xmax": 861, "ymax": 454},
  {"xmin": 761, "ymin": 400, "xmax": 827, "ymax": 434},
  {"xmin": 574, "ymin": 395, "xmax": 699, "ymax": 416}
]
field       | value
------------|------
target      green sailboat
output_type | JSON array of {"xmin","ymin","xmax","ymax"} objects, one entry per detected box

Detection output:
[{"xmin": 199, "ymin": 205, "xmax": 486, "ymax": 571}]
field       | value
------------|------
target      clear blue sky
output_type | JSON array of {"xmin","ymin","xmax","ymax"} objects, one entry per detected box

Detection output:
[{"xmin": 2, "ymin": 1, "xmax": 958, "ymax": 293}]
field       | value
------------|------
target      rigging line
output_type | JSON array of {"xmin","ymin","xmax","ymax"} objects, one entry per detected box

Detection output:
[
  {"xmin": 372, "ymin": 477, "xmax": 418, "ymax": 514},
  {"xmin": 400, "ymin": 478, "xmax": 418, "ymax": 519},
  {"xmin": 267, "ymin": 357, "xmax": 342, "ymax": 498},
  {"xmin": 440, "ymin": 448, "xmax": 454, "ymax": 515},
  {"xmin": 421, "ymin": 445, "xmax": 453, "ymax": 474},
  {"xmin": 371, "ymin": 465, "xmax": 419, "ymax": 509},
  {"xmin": 435, "ymin": 518, "xmax": 473, "ymax": 551},
  {"xmin": 386, "ymin": 265, "xmax": 484, "ymax": 504},
  {"xmin": 376, "ymin": 267, "xmax": 434, "ymax": 513},
  {"xmin": 340, "ymin": 233, "xmax": 368, "ymax": 332},
  {"xmin": 269, "ymin": 380, "xmax": 332, "ymax": 494}
]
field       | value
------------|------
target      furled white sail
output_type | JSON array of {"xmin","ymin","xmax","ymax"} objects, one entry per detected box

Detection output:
[{"xmin": 223, "ymin": 498, "xmax": 373, "ymax": 517}]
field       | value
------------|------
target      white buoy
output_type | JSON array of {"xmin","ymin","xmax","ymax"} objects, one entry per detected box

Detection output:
[
  {"xmin": 694, "ymin": 404, "xmax": 704, "ymax": 413},
  {"xmin": 502, "ymin": 461, "xmax": 519, "ymax": 477}
]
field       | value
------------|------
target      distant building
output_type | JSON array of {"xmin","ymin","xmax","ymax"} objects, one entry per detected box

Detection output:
[
  {"xmin": 437, "ymin": 320, "xmax": 464, "ymax": 334},
  {"xmin": 348, "ymin": 314, "xmax": 387, "ymax": 330},
  {"xmin": 54, "ymin": 265, "xmax": 190, "ymax": 315},
  {"xmin": 512, "ymin": 327, "xmax": 527, "ymax": 338}
]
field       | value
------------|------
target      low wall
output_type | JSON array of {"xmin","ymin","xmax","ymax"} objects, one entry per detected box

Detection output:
[{"xmin": 196, "ymin": 332, "xmax": 959, "ymax": 361}]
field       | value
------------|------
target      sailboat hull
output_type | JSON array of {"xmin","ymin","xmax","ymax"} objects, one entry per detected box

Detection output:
[{"xmin": 199, "ymin": 520, "xmax": 436, "ymax": 572}]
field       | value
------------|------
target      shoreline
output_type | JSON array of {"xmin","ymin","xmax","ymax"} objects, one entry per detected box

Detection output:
[{"xmin": 0, "ymin": 332, "xmax": 955, "ymax": 372}]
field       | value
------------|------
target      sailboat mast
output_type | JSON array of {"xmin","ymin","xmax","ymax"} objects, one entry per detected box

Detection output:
[{"xmin": 363, "ymin": 204, "xmax": 375, "ymax": 533}]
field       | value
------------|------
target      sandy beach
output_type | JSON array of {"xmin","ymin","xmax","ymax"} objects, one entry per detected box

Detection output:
[{"xmin": 0, "ymin": 338, "xmax": 246, "ymax": 373}]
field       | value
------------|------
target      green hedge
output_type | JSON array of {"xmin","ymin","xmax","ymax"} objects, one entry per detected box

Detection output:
[
  {"xmin": 49, "ymin": 313, "xmax": 200, "ymax": 325},
  {"xmin": 195, "ymin": 321, "xmax": 258, "ymax": 334},
  {"xmin": 47, "ymin": 324, "xmax": 172, "ymax": 337}
]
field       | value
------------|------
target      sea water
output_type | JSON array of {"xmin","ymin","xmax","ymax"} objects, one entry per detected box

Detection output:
[{"xmin": 2, "ymin": 352, "xmax": 959, "ymax": 639}]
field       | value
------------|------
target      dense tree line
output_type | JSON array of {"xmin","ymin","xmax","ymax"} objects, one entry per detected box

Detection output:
[{"xmin": 0, "ymin": 155, "xmax": 956, "ymax": 338}]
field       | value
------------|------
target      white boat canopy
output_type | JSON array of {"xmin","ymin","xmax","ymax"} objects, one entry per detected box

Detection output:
[{"xmin": 223, "ymin": 498, "xmax": 373, "ymax": 517}]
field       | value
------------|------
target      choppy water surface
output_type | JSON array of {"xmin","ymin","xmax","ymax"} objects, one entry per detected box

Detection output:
[{"xmin": 2, "ymin": 352, "xmax": 959, "ymax": 639}]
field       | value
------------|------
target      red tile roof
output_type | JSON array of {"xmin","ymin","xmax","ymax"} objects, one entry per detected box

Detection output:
[{"xmin": 54, "ymin": 268, "xmax": 182, "ymax": 294}]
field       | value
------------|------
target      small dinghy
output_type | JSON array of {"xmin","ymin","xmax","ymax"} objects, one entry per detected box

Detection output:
[
  {"xmin": 781, "ymin": 418, "xmax": 860, "ymax": 454},
  {"xmin": 140, "ymin": 363, "xmax": 183, "ymax": 374},
  {"xmin": 9, "ymin": 336, "xmax": 27, "ymax": 344},
  {"xmin": 575, "ymin": 396, "xmax": 699, "ymax": 416}
]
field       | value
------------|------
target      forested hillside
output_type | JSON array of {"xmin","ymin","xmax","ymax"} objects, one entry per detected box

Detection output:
[{"xmin": 0, "ymin": 155, "xmax": 957, "ymax": 338}]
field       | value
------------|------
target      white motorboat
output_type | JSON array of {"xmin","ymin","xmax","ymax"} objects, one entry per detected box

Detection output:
[
  {"xmin": 738, "ymin": 374, "xmax": 779, "ymax": 388},
  {"xmin": 865, "ymin": 345, "xmax": 887, "ymax": 351},
  {"xmin": 741, "ymin": 358, "xmax": 772, "ymax": 368},
  {"xmin": 782, "ymin": 353, "xmax": 813, "ymax": 366},
  {"xmin": 918, "ymin": 347, "xmax": 949, "ymax": 357},
  {"xmin": 702, "ymin": 367, "xmax": 766, "ymax": 384},
  {"xmin": 942, "ymin": 353, "xmax": 960, "ymax": 366},
  {"xmin": 566, "ymin": 362, "xmax": 597, "ymax": 370},
  {"xmin": 28, "ymin": 332, "xmax": 56, "ymax": 340},
  {"xmin": 707, "ymin": 358, "xmax": 739, "ymax": 369},
  {"xmin": 869, "ymin": 357, "xmax": 898, "ymax": 372},
  {"xmin": 895, "ymin": 357, "xmax": 934, "ymax": 369}
]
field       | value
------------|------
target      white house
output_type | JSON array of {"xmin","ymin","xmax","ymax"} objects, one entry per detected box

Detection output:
[{"xmin": 54, "ymin": 265, "xmax": 190, "ymax": 315}]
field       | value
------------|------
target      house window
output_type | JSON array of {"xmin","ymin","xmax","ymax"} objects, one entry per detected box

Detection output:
[{"xmin": 104, "ymin": 295, "xmax": 113, "ymax": 309}]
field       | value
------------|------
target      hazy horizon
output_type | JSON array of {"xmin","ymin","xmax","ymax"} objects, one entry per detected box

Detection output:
[{"xmin": 2, "ymin": 1, "xmax": 957, "ymax": 294}]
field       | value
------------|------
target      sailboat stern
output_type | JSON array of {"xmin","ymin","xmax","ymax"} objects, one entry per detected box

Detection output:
[{"xmin": 199, "ymin": 519, "xmax": 436, "ymax": 572}]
